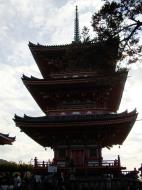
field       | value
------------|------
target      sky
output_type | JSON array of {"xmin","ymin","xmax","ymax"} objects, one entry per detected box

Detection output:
[{"xmin": 0, "ymin": 0, "xmax": 142, "ymax": 170}]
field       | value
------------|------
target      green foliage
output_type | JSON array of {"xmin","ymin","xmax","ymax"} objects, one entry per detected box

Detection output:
[
  {"xmin": 81, "ymin": 26, "xmax": 90, "ymax": 43},
  {"xmin": 52, "ymin": 1, "xmax": 141, "ymax": 73},
  {"xmin": 91, "ymin": 0, "xmax": 142, "ymax": 65},
  {"xmin": 0, "ymin": 162, "xmax": 33, "ymax": 172},
  {"xmin": 63, "ymin": 38, "xmax": 120, "ymax": 73}
]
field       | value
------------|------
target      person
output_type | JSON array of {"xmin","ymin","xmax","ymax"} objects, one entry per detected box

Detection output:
[
  {"xmin": 33, "ymin": 174, "xmax": 41, "ymax": 190},
  {"xmin": 43, "ymin": 174, "xmax": 53, "ymax": 190},
  {"xmin": 14, "ymin": 174, "xmax": 22, "ymax": 190},
  {"xmin": 0, "ymin": 172, "xmax": 8, "ymax": 190},
  {"xmin": 22, "ymin": 171, "xmax": 32, "ymax": 190},
  {"xmin": 8, "ymin": 173, "xmax": 14, "ymax": 190},
  {"xmin": 58, "ymin": 172, "xmax": 66, "ymax": 190}
]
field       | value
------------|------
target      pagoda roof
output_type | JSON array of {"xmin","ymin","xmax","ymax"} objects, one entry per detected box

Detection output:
[
  {"xmin": 14, "ymin": 109, "xmax": 135, "ymax": 123},
  {"xmin": 22, "ymin": 71, "xmax": 127, "ymax": 114},
  {"xmin": 0, "ymin": 133, "xmax": 15, "ymax": 145},
  {"xmin": 29, "ymin": 40, "xmax": 119, "ymax": 78},
  {"xmin": 22, "ymin": 70, "xmax": 127, "ymax": 84},
  {"xmin": 14, "ymin": 110, "xmax": 137, "ymax": 147},
  {"xmin": 28, "ymin": 42, "xmax": 96, "ymax": 78},
  {"xmin": 29, "ymin": 41, "xmax": 101, "ymax": 50}
]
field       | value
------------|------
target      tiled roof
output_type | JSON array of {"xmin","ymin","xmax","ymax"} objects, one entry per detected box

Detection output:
[
  {"xmin": 0, "ymin": 133, "xmax": 15, "ymax": 145},
  {"xmin": 14, "ymin": 109, "xmax": 137, "ymax": 124}
]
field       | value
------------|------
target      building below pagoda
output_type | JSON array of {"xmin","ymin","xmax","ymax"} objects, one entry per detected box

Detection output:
[{"xmin": 14, "ymin": 6, "xmax": 142, "ymax": 190}]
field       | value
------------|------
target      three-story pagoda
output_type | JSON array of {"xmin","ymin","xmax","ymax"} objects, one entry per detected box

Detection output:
[{"xmin": 14, "ymin": 6, "xmax": 137, "ymax": 176}]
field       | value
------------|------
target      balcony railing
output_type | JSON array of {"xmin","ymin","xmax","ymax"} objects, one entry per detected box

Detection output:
[
  {"xmin": 33, "ymin": 156, "xmax": 122, "ymax": 171},
  {"xmin": 32, "ymin": 157, "xmax": 142, "ymax": 189}
]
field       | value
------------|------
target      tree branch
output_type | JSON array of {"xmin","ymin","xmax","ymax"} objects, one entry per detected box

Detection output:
[{"xmin": 120, "ymin": 21, "xmax": 142, "ymax": 53}]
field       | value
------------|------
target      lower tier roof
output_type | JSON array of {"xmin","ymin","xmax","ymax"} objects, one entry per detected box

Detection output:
[{"xmin": 14, "ymin": 110, "xmax": 137, "ymax": 148}]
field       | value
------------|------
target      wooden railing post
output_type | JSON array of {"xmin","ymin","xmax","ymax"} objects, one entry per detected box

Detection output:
[
  {"xmin": 139, "ymin": 163, "xmax": 142, "ymax": 176},
  {"xmin": 34, "ymin": 157, "xmax": 38, "ymax": 167},
  {"xmin": 42, "ymin": 161, "xmax": 45, "ymax": 167},
  {"xmin": 99, "ymin": 156, "xmax": 102, "ymax": 166},
  {"xmin": 118, "ymin": 155, "xmax": 120, "ymax": 166}
]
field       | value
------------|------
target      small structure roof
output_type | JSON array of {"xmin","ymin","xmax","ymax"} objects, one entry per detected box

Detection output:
[{"xmin": 0, "ymin": 133, "xmax": 15, "ymax": 145}]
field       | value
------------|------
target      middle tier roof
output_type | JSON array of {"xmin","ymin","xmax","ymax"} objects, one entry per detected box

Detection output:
[{"xmin": 22, "ymin": 71, "xmax": 128, "ymax": 114}]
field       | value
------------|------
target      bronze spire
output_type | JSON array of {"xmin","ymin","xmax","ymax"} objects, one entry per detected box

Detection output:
[{"xmin": 74, "ymin": 6, "xmax": 80, "ymax": 43}]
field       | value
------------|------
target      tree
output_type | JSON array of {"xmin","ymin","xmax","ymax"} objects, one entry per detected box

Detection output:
[
  {"xmin": 91, "ymin": 0, "xmax": 142, "ymax": 66},
  {"xmin": 81, "ymin": 26, "xmax": 90, "ymax": 42}
]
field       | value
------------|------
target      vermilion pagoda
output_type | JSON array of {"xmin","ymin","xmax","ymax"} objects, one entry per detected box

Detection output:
[{"xmin": 14, "ymin": 6, "xmax": 138, "ymax": 179}]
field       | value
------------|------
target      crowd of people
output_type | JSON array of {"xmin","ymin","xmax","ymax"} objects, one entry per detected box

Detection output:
[
  {"xmin": 0, "ymin": 170, "xmax": 142, "ymax": 190},
  {"xmin": 0, "ymin": 171, "xmax": 66, "ymax": 190}
]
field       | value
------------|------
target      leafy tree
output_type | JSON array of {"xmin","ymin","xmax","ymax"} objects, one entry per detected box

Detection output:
[
  {"xmin": 81, "ymin": 26, "xmax": 90, "ymax": 42},
  {"xmin": 91, "ymin": 0, "xmax": 142, "ymax": 66},
  {"xmin": 64, "ymin": 0, "xmax": 141, "ymax": 73},
  {"xmin": 0, "ymin": 162, "xmax": 33, "ymax": 172}
]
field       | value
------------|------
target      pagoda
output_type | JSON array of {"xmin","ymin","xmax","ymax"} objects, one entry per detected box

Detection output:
[{"xmin": 14, "ymin": 6, "xmax": 139, "ymax": 186}]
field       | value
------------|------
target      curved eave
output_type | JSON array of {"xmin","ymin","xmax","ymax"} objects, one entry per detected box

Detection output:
[
  {"xmin": 22, "ymin": 72, "xmax": 128, "ymax": 113},
  {"xmin": 14, "ymin": 110, "xmax": 137, "ymax": 147},
  {"xmin": 28, "ymin": 41, "xmax": 71, "ymax": 49},
  {"xmin": 28, "ymin": 41, "xmax": 100, "ymax": 51},
  {"xmin": 14, "ymin": 110, "xmax": 137, "ymax": 125},
  {"xmin": 29, "ymin": 42, "xmax": 72, "ymax": 78},
  {"xmin": 22, "ymin": 71, "xmax": 127, "ymax": 86},
  {"xmin": 28, "ymin": 41, "xmax": 120, "ymax": 78},
  {"xmin": 22, "ymin": 76, "xmax": 45, "ymax": 113}
]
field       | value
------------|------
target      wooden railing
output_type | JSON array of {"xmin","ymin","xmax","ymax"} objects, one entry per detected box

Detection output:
[
  {"xmin": 32, "ymin": 157, "xmax": 142, "ymax": 189},
  {"xmin": 33, "ymin": 157, "xmax": 121, "ymax": 169},
  {"xmin": 34, "ymin": 158, "xmax": 52, "ymax": 168}
]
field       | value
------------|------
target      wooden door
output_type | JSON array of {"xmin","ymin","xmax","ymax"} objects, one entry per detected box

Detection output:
[{"xmin": 71, "ymin": 149, "xmax": 84, "ymax": 167}]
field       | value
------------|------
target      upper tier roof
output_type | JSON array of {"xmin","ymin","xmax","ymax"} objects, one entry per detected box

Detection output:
[
  {"xmin": 0, "ymin": 133, "xmax": 15, "ymax": 145},
  {"xmin": 14, "ymin": 110, "xmax": 137, "ymax": 147},
  {"xmin": 29, "ymin": 39, "xmax": 119, "ymax": 78},
  {"xmin": 22, "ymin": 70, "xmax": 128, "ymax": 114}
]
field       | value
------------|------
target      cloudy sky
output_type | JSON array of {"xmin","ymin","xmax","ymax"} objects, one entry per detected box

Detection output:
[{"xmin": 0, "ymin": 0, "xmax": 142, "ymax": 170}]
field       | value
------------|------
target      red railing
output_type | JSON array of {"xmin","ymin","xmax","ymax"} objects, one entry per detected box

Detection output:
[
  {"xmin": 33, "ymin": 157, "xmax": 141, "ymax": 180},
  {"xmin": 33, "ymin": 157, "xmax": 121, "ymax": 169}
]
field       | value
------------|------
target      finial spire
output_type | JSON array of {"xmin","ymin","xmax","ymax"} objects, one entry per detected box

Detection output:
[{"xmin": 74, "ymin": 6, "xmax": 80, "ymax": 43}]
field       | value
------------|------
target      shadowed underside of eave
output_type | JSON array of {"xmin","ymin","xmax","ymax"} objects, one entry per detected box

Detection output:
[{"xmin": 14, "ymin": 110, "xmax": 137, "ymax": 147}]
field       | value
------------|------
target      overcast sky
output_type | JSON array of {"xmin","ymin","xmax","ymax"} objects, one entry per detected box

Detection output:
[{"xmin": 0, "ymin": 0, "xmax": 142, "ymax": 170}]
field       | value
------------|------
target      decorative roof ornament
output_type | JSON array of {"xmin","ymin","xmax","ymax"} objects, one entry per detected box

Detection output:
[{"xmin": 73, "ymin": 6, "xmax": 80, "ymax": 43}]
